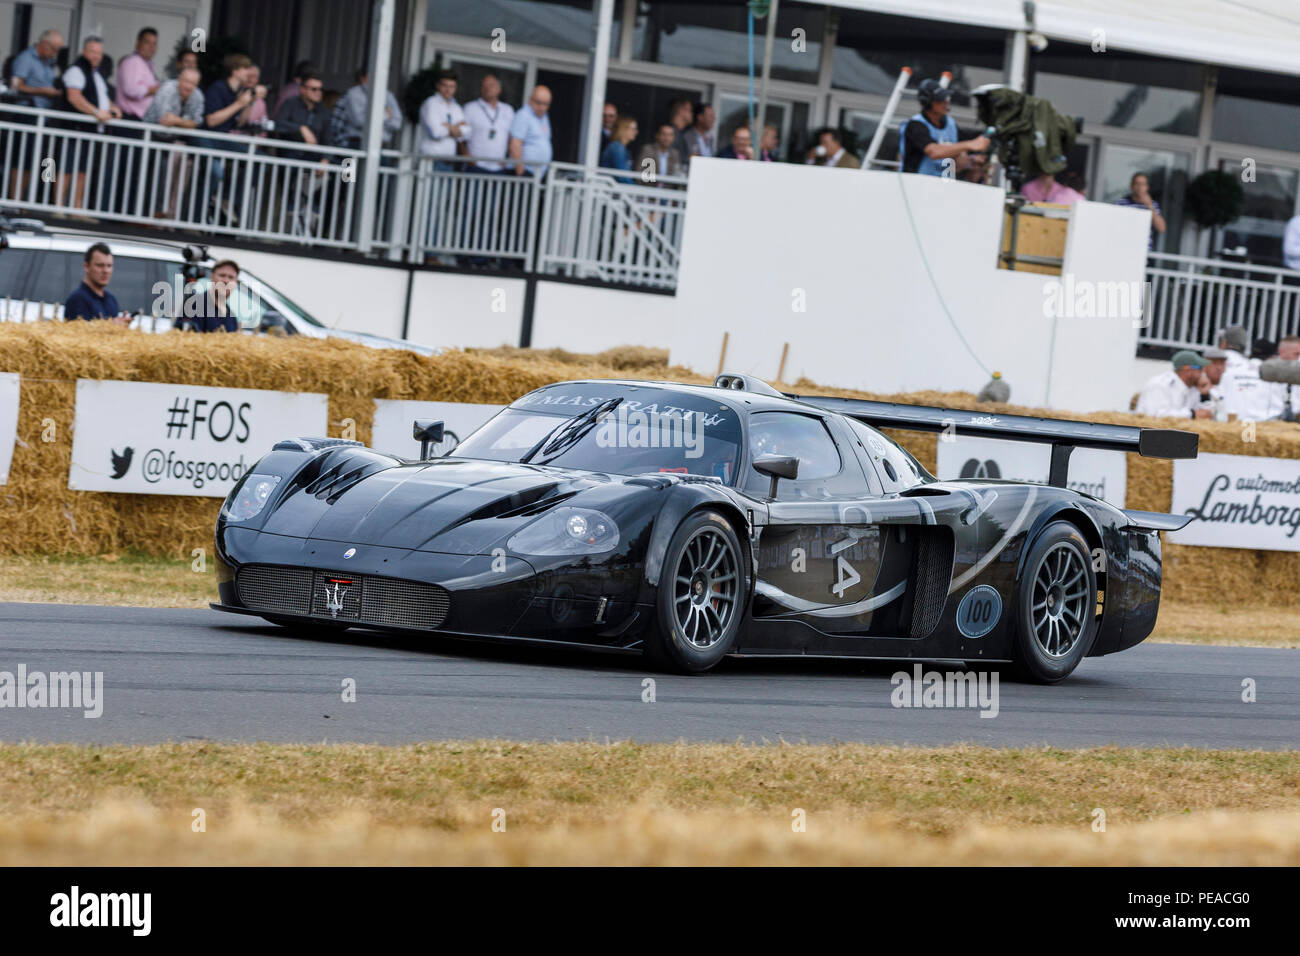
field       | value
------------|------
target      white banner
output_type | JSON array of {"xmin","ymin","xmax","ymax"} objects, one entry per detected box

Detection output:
[
  {"xmin": 1170, "ymin": 452, "xmax": 1300, "ymax": 551},
  {"xmin": 0, "ymin": 373, "xmax": 17, "ymax": 486},
  {"xmin": 934, "ymin": 435, "xmax": 1128, "ymax": 508},
  {"xmin": 69, "ymin": 380, "xmax": 328, "ymax": 497},
  {"xmin": 371, "ymin": 399, "xmax": 504, "ymax": 458}
]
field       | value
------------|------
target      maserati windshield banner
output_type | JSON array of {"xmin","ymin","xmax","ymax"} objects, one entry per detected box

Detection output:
[
  {"xmin": 1170, "ymin": 452, "xmax": 1300, "ymax": 551},
  {"xmin": 371, "ymin": 399, "xmax": 504, "ymax": 458},
  {"xmin": 68, "ymin": 379, "xmax": 328, "ymax": 497},
  {"xmin": 934, "ymin": 435, "xmax": 1128, "ymax": 508},
  {"xmin": 0, "ymin": 372, "xmax": 18, "ymax": 486}
]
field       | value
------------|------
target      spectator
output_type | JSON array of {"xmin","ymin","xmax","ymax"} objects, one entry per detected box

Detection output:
[
  {"xmin": 332, "ymin": 67, "xmax": 402, "ymax": 149},
  {"xmin": 142, "ymin": 66, "xmax": 205, "ymax": 219},
  {"xmin": 1215, "ymin": 325, "xmax": 1271, "ymax": 420},
  {"xmin": 203, "ymin": 53, "xmax": 256, "ymax": 222},
  {"xmin": 600, "ymin": 115, "xmax": 637, "ymax": 182},
  {"xmin": 463, "ymin": 73, "xmax": 514, "ymax": 169},
  {"xmin": 1135, "ymin": 350, "xmax": 1211, "ymax": 418},
  {"xmin": 717, "ymin": 125, "xmax": 753, "ymax": 160},
  {"xmin": 682, "ymin": 103, "xmax": 716, "ymax": 162},
  {"xmin": 806, "ymin": 128, "xmax": 860, "ymax": 169},
  {"xmin": 274, "ymin": 70, "xmax": 329, "ymax": 159},
  {"xmin": 637, "ymin": 123, "xmax": 684, "ymax": 181},
  {"xmin": 1022, "ymin": 172, "xmax": 1085, "ymax": 204},
  {"xmin": 10, "ymin": 29, "xmax": 63, "ymax": 109},
  {"xmin": 171, "ymin": 48, "xmax": 198, "ymax": 80},
  {"xmin": 599, "ymin": 101, "xmax": 617, "ymax": 154},
  {"xmin": 418, "ymin": 70, "xmax": 469, "ymax": 167},
  {"xmin": 274, "ymin": 59, "xmax": 317, "ymax": 114},
  {"xmin": 900, "ymin": 78, "xmax": 989, "ymax": 177},
  {"xmin": 241, "ymin": 64, "xmax": 270, "ymax": 132},
  {"xmin": 116, "ymin": 27, "xmax": 160, "ymax": 120},
  {"xmin": 508, "ymin": 84, "xmax": 552, "ymax": 177},
  {"xmin": 63, "ymin": 243, "xmax": 131, "ymax": 325},
  {"xmin": 667, "ymin": 98, "xmax": 693, "ymax": 168},
  {"xmin": 1115, "ymin": 172, "xmax": 1167, "ymax": 249},
  {"xmin": 1269, "ymin": 335, "xmax": 1300, "ymax": 421},
  {"xmin": 180, "ymin": 259, "xmax": 242, "ymax": 333},
  {"xmin": 1283, "ymin": 213, "xmax": 1300, "ymax": 271},
  {"xmin": 758, "ymin": 123, "xmax": 780, "ymax": 162},
  {"xmin": 61, "ymin": 37, "xmax": 122, "ymax": 210}
]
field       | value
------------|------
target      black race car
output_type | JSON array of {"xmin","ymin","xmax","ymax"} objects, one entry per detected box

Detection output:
[{"xmin": 212, "ymin": 374, "xmax": 1197, "ymax": 682}]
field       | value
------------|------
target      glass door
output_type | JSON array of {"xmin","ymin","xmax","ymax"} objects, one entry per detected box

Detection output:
[
  {"xmin": 715, "ymin": 91, "xmax": 808, "ymax": 163},
  {"xmin": 1210, "ymin": 152, "xmax": 1299, "ymax": 267},
  {"xmin": 1096, "ymin": 141, "xmax": 1192, "ymax": 253}
]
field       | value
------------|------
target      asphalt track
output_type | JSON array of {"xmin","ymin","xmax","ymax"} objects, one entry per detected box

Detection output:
[{"xmin": 0, "ymin": 603, "xmax": 1295, "ymax": 748}]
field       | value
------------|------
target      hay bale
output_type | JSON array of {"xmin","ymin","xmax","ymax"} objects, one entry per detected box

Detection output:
[{"xmin": 3, "ymin": 324, "xmax": 1300, "ymax": 608}]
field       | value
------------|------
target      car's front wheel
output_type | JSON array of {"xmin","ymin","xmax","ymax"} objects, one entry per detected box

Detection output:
[
  {"xmin": 1012, "ymin": 521, "xmax": 1098, "ymax": 683},
  {"xmin": 644, "ymin": 509, "xmax": 746, "ymax": 673}
]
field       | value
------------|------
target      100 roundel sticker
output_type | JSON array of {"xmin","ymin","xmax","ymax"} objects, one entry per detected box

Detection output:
[{"xmin": 956, "ymin": 585, "xmax": 1002, "ymax": 638}]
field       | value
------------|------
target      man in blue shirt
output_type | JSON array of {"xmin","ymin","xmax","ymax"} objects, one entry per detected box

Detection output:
[
  {"xmin": 64, "ymin": 243, "xmax": 132, "ymax": 324},
  {"xmin": 10, "ymin": 29, "xmax": 63, "ymax": 109},
  {"xmin": 508, "ymin": 85, "xmax": 553, "ymax": 177},
  {"xmin": 1114, "ymin": 172, "xmax": 1167, "ymax": 250}
]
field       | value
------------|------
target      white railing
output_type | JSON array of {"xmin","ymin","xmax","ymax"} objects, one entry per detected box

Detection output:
[
  {"xmin": 537, "ymin": 162, "xmax": 687, "ymax": 289},
  {"xmin": 0, "ymin": 102, "xmax": 368, "ymax": 246},
  {"xmin": 1142, "ymin": 252, "xmax": 1300, "ymax": 350}
]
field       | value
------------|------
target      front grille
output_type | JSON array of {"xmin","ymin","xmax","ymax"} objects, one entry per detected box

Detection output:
[
  {"xmin": 236, "ymin": 564, "xmax": 451, "ymax": 630},
  {"xmin": 237, "ymin": 565, "xmax": 313, "ymax": 615}
]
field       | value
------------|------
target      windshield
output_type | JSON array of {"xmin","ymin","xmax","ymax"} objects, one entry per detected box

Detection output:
[
  {"xmin": 239, "ymin": 271, "xmax": 327, "ymax": 329},
  {"xmin": 454, "ymin": 384, "xmax": 743, "ymax": 481}
]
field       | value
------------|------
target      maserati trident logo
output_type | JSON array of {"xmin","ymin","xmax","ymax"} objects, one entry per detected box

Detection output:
[
  {"xmin": 343, "ymin": 548, "xmax": 356, "ymax": 559},
  {"xmin": 323, "ymin": 581, "xmax": 350, "ymax": 618}
]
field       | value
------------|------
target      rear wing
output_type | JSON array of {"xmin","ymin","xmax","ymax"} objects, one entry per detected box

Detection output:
[{"xmin": 795, "ymin": 395, "xmax": 1198, "ymax": 488}]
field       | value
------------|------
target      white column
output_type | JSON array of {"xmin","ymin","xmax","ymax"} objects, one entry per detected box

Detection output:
[
  {"xmin": 357, "ymin": 0, "xmax": 396, "ymax": 254},
  {"xmin": 580, "ymin": 0, "xmax": 617, "ymax": 169}
]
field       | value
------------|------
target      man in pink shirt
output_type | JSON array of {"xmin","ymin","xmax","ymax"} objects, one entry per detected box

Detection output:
[
  {"xmin": 116, "ymin": 27, "xmax": 160, "ymax": 119},
  {"xmin": 1021, "ymin": 171, "xmax": 1085, "ymax": 205}
]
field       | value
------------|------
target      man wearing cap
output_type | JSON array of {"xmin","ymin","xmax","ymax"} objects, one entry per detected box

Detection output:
[
  {"xmin": 1136, "ymin": 350, "xmax": 1212, "ymax": 418},
  {"xmin": 1215, "ymin": 326, "xmax": 1271, "ymax": 421},
  {"xmin": 899, "ymin": 79, "xmax": 989, "ymax": 177}
]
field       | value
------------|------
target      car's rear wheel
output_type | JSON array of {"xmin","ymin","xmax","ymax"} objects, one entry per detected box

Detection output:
[
  {"xmin": 644, "ymin": 510, "xmax": 745, "ymax": 673},
  {"xmin": 1012, "ymin": 521, "xmax": 1097, "ymax": 683}
]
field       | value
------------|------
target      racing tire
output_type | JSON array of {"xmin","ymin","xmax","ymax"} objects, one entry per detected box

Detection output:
[
  {"xmin": 262, "ymin": 615, "xmax": 351, "ymax": 635},
  {"xmin": 643, "ymin": 509, "xmax": 746, "ymax": 673},
  {"xmin": 1011, "ymin": 521, "xmax": 1098, "ymax": 683}
]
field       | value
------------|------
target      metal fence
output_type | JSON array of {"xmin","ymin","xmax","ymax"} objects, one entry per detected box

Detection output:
[{"xmin": 1142, "ymin": 252, "xmax": 1300, "ymax": 350}]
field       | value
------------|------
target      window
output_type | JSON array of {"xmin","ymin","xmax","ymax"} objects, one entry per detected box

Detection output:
[
  {"xmin": 633, "ymin": 2, "xmax": 826, "ymax": 85},
  {"xmin": 1212, "ymin": 68, "xmax": 1300, "ymax": 154},
  {"xmin": 428, "ymin": 0, "xmax": 619, "ymax": 55},
  {"xmin": 1029, "ymin": 43, "xmax": 1203, "ymax": 136},
  {"xmin": 846, "ymin": 419, "xmax": 928, "ymax": 493},
  {"xmin": 832, "ymin": 10, "xmax": 1004, "ymax": 104},
  {"xmin": 745, "ymin": 412, "xmax": 862, "ymax": 500},
  {"xmin": 25, "ymin": 250, "xmax": 80, "ymax": 308}
]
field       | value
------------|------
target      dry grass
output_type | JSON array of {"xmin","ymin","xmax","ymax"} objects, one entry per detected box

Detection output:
[
  {"xmin": 1, "ymin": 742, "xmax": 1297, "ymax": 865},
  {"xmin": 1151, "ymin": 602, "xmax": 1300, "ymax": 648}
]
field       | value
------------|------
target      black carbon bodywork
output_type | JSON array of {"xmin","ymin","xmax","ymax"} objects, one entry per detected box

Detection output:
[{"xmin": 212, "ymin": 379, "xmax": 1180, "ymax": 667}]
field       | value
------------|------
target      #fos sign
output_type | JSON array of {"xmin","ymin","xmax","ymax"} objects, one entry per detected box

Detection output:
[
  {"xmin": 69, "ymin": 380, "xmax": 328, "ymax": 497},
  {"xmin": 1170, "ymin": 453, "xmax": 1300, "ymax": 551}
]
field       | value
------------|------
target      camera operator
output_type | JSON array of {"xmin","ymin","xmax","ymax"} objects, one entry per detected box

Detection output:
[
  {"xmin": 177, "ymin": 259, "xmax": 243, "ymax": 333},
  {"xmin": 900, "ymin": 79, "xmax": 989, "ymax": 177}
]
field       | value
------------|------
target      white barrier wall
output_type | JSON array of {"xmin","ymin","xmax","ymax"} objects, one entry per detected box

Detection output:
[
  {"xmin": 529, "ymin": 282, "xmax": 677, "ymax": 351},
  {"xmin": 669, "ymin": 159, "xmax": 1149, "ymax": 413}
]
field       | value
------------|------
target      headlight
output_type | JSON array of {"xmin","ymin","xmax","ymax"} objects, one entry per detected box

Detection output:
[
  {"xmin": 221, "ymin": 473, "xmax": 281, "ymax": 522},
  {"xmin": 507, "ymin": 507, "xmax": 620, "ymax": 556}
]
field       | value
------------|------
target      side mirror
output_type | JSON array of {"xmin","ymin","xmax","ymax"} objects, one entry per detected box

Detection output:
[
  {"xmin": 753, "ymin": 454, "xmax": 799, "ymax": 498},
  {"xmin": 413, "ymin": 419, "xmax": 445, "ymax": 460}
]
